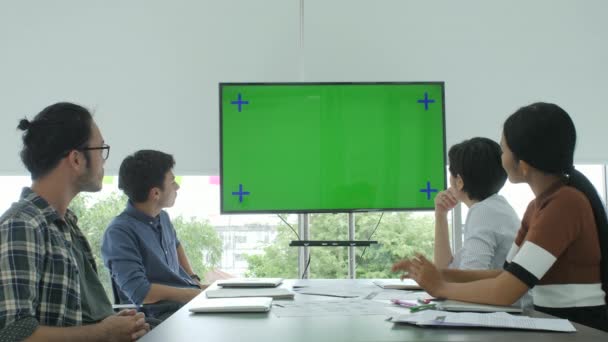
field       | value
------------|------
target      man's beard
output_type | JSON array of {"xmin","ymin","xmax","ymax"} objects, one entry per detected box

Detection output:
[{"xmin": 77, "ymin": 165, "xmax": 103, "ymax": 192}]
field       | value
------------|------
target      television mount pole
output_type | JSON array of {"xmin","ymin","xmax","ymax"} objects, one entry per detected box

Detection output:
[
  {"xmin": 298, "ymin": 213, "xmax": 310, "ymax": 279},
  {"xmin": 294, "ymin": 213, "xmax": 376, "ymax": 279},
  {"xmin": 348, "ymin": 212, "xmax": 355, "ymax": 279}
]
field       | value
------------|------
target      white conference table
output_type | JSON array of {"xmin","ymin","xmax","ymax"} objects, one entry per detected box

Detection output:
[{"xmin": 141, "ymin": 279, "xmax": 606, "ymax": 342}]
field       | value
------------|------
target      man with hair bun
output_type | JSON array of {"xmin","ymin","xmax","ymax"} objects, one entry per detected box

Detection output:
[{"xmin": 0, "ymin": 102, "xmax": 150, "ymax": 341}]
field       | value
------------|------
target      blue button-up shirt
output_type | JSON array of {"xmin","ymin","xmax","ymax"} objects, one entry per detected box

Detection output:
[{"xmin": 101, "ymin": 201, "xmax": 197, "ymax": 305}]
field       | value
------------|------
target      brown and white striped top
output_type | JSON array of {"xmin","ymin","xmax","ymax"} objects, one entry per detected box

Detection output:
[{"xmin": 504, "ymin": 182, "xmax": 605, "ymax": 308}]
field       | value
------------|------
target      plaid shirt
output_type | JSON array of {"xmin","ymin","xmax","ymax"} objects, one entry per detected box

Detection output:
[{"xmin": 0, "ymin": 188, "xmax": 98, "ymax": 330}]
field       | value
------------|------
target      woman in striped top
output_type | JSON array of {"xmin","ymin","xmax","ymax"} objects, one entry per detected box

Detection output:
[{"xmin": 394, "ymin": 102, "xmax": 608, "ymax": 331}]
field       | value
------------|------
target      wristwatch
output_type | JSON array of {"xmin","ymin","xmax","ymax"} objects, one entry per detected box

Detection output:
[{"xmin": 190, "ymin": 274, "xmax": 201, "ymax": 281}]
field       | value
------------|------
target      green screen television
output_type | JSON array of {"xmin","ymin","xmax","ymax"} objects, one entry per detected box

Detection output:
[{"xmin": 220, "ymin": 82, "xmax": 446, "ymax": 213}]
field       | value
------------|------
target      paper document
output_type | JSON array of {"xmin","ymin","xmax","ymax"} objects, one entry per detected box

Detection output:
[
  {"xmin": 392, "ymin": 310, "xmax": 576, "ymax": 332},
  {"xmin": 364, "ymin": 289, "xmax": 416, "ymax": 301},
  {"xmin": 437, "ymin": 299, "xmax": 522, "ymax": 313},
  {"xmin": 293, "ymin": 288, "xmax": 361, "ymax": 298},
  {"xmin": 189, "ymin": 297, "xmax": 273, "ymax": 313},
  {"xmin": 292, "ymin": 284, "xmax": 372, "ymax": 298},
  {"xmin": 216, "ymin": 278, "xmax": 283, "ymax": 288},
  {"xmin": 206, "ymin": 288, "xmax": 294, "ymax": 299},
  {"xmin": 373, "ymin": 279, "xmax": 422, "ymax": 290},
  {"xmin": 272, "ymin": 299, "xmax": 393, "ymax": 318}
]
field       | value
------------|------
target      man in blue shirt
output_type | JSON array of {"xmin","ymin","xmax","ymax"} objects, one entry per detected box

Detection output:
[{"xmin": 102, "ymin": 150, "xmax": 204, "ymax": 320}]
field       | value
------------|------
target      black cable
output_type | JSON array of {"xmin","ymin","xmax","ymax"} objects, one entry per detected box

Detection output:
[
  {"xmin": 359, "ymin": 212, "xmax": 384, "ymax": 260},
  {"xmin": 301, "ymin": 253, "xmax": 312, "ymax": 279},
  {"xmin": 277, "ymin": 214, "xmax": 300, "ymax": 240},
  {"xmin": 276, "ymin": 215, "xmax": 309, "ymax": 278}
]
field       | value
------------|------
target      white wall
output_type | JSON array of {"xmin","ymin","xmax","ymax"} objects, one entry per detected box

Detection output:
[
  {"xmin": 303, "ymin": 0, "xmax": 608, "ymax": 163},
  {"xmin": 0, "ymin": 0, "xmax": 300, "ymax": 175},
  {"xmin": 1, "ymin": 0, "xmax": 607, "ymax": 175}
]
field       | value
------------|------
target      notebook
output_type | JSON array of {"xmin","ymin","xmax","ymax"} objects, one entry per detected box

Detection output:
[
  {"xmin": 373, "ymin": 279, "xmax": 422, "ymax": 290},
  {"xmin": 437, "ymin": 299, "xmax": 523, "ymax": 313},
  {"xmin": 206, "ymin": 287, "xmax": 295, "ymax": 300},
  {"xmin": 189, "ymin": 297, "xmax": 273, "ymax": 313},
  {"xmin": 216, "ymin": 278, "xmax": 283, "ymax": 288}
]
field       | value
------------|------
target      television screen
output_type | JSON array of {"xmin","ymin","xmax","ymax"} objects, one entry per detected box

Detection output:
[{"xmin": 220, "ymin": 82, "xmax": 446, "ymax": 213}]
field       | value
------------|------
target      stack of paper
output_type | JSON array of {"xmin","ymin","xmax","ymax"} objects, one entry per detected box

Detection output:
[
  {"xmin": 272, "ymin": 299, "xmax": 393, "ymax": 318},
  {"xmin": 189, "ymin": 297, "xmax": 273, "ymax": 313},
  {"xmin": 293, "ymin": 285, "xmax": 370, "ymax": 298},
  {"xmin": 206, "ymin": 287, "xmax": 295, "ymax": 299},
  {"xmin": 373, "ymin": 279, "xmax": 422, "ymax": 290},
  {"xmin": 216, "ymin": 278, "xmax": 283, "ymax": 288},
  {"xmin": 391, "ymin": 310, "xmax": 576, "ymax": 332}
]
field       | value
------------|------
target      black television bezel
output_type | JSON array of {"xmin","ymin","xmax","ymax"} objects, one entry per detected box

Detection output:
[{"xmin": 219, "ymin": 82, "xmax": 447, "ymax": 214}]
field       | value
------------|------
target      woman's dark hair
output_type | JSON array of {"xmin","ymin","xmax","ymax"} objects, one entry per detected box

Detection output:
[
  {"xmin": 503, "ymin": 102, "xmax": 608, "ymax": 299},
  {"xmin": 118, "ymin": 150, "xmax": 175, "ymax": 203},
  {"xmin": 448, "ymin": 137, "xmax": 507, "ymax": 201},
  {"xmin": 18, "ymin": 102, "xmax": 93, "ymax": 180}
]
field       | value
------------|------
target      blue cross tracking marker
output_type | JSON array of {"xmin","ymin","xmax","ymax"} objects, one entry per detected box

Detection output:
[
  {"xmin": 419, "ymin": 181, "xmax": 438, "ymax": 200},
  {"xmin": 417, "ymin": 92, "xmax": 435, "ymax": 111},
  {"xmin": 232, "ymin": 184, "xmax": 251, "ymax": 203},
  {"xmin": 230, "ymin": 93, "xmax": 250, "ymax": 112}
]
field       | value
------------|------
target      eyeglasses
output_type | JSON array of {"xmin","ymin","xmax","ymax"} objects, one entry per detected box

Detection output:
[{"xmin": 80, "ymin": 144, "xmax": 111, "ymax": 160}]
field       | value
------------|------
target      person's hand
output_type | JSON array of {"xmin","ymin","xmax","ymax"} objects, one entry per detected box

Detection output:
[
  {"xmin": 115, "ymin": 309, "xmax": 138, "ymax": 317},
  {"xmin": 391, "ymin": 259, "xmax": 413, "ymax": 280},
  {"xmin": 434, "ymin": 189, "xmax": 458, "ymax": 216},
  {"xmin": 408, "ymin": 254, "xmax": 445, "ymax": 298},
  {"xmin": 181, "ymin": 288, "xmax": 203, "ymax": 302},
  {"xmin": 191, "ymin": 278, "xmax": 205, "ymax": 289},
  {"xmin": 97, "ymin": 310, "xmax": 150, "ymax": 341}
]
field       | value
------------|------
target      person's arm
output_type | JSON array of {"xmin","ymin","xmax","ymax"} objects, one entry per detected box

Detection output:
[
  {"xmin": 411, "ymin": 193, "xmax": 587, "ymax": 305},
  {"xmin": 0, "ymin": 219, "xmax": 148, "ymax": 342},
  {"xmin": 176, "ymin": 244, "xmax": 195, "ymax": 276},
  {"xmin": 102, "ymin": 224, "xmax": 153, "ymax": 305},
  {"xmin": 144, "ymin": 284, "xmax": 201, "ymax": 304},
  {"xmin": 392, "ymin": 259, "xmax": 501, "ymax": 282},
  {"xmin": 434, "ymin": 212, "xmax": 453, "ymax": 268},
  {"xmin": 26, "ymin": 325, "xmax": 108, "ymax": 342},
  {"xmin": 25, "ymin": 310, "xmax": 148, "ymax": 342},
  {"xmin": 440, "ymin": 268, "xmax": 503, "ymax": 282},
  {"xmin": 0, "ymin": 217, "xmax": 46, "ymax": 338},
  {"xmin": 433, "ymin": 190, "xmax": 458, "ymax": 268},
  {"xmin": 436, "ymin": 271, "xmax": 528, "ymax": 306},
  {"xmin": 409, "ymin": 254, "xmax": 528, "ymax": 305},
  {"xmin": 102, "ymin": 225, "xmax": 201, "ymax": 305},
  {"xmin": 174, "ymin": 225, "xmax": 207, "ymax": 289}
]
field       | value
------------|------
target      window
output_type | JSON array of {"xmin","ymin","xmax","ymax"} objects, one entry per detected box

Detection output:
[
  {"xmin": 460, "ymin": 164, "xmax": 605, "ymax": 222},
  {"xmin": 2, "ymin": 165, "xmax": 603, "ymax": 290},
  {"xmin": 354, "ymin": 211, "xmax": 435, "ymax": 279},
  {"xmin": 457, "ymin": 164, "xmax": 606, "ymax": 251}
]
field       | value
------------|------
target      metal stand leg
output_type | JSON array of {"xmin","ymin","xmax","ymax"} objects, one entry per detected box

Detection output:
[
  {"xmin": 298, "ymin": 213, "xmax": 310, "ymax": 278},
  {"xmin": 348, "ymin": 212, "xmax": 356, "ymax": 279}
]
